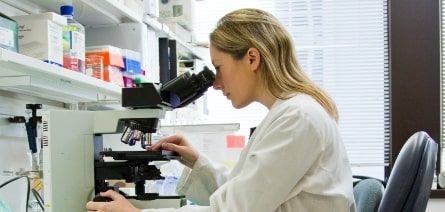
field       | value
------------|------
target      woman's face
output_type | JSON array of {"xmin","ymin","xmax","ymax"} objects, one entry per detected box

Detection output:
[{"xmin": 210, "ymin": 44, "xmax": 260, "ymax": 109}]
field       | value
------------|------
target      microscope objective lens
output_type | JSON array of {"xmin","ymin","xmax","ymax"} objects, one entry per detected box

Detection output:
[
  {"xmin": 133, "ymin": 130, "xmax": 142, "ymax": 140},
  {"xmin": 141, "ymin": 133, "xmax": 152, "ymax": 149},
  {"xmin": 121, "ymin": 125, "xmax": 133, "ymax": 144}
]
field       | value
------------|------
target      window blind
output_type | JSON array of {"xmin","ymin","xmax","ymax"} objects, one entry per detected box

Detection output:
[{"xmin": 194, "ymin": 0, "xmax": 389, "ymax": 169}]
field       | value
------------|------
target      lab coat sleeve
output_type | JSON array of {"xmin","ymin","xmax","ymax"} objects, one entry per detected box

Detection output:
[
  {"xmin": 208, "ymin": 110, "xmax": 325, "ymax": 211},
  {"xmin": 175, "ymin": 154, "xmax": 231, "ymax": 205},
  {"xmin": 140, "ymin": 205, "xmax": 209, "ymax": 212},
  {"xmin": 140, "ymin": 155, "xmax": 230, "ymax": 212}
]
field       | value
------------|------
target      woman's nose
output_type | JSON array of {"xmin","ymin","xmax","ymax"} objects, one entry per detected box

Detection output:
[
  {"xmin": 213, "ymin": 80, "xmax": 222, "ymax": 90},
  {"xmin": 213, "ymin": 73, "xmax": 222, "ymax": 90}
]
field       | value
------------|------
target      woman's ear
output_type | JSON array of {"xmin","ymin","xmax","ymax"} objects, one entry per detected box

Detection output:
[{"xmin": 247, "ymin": 47, "xmax": 260, "ymax": 70}]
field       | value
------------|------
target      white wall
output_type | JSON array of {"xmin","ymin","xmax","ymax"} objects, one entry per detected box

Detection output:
[
  {"xmin": 0, "ymin": 136, "xmax": 30, "ymax": 174},
  {"xmin": 0, "ymin": 91, "xmax": 64, "ymax": 173},
  {"xmin": 426, "ymin": 199, "xmax": 445, "ymax": 211}
]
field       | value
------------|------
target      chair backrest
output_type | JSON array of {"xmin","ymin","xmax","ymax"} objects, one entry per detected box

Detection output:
[
  {"xmin": 378, "ymin": 131, "xmax": 438, "ymax": 212},
  {"xmin": 353, "ymin": 178, "xmax": 384, "ymax": 212}
]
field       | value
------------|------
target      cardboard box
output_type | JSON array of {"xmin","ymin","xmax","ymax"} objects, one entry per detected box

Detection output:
[
  {"xmin": 158, "ymin": 0, "xmax": 195, "ymax": 30},
  {"xmin": 12, "ymin": 12, "xmax": 67, "ymax": 66},
  {"xmin": 0, "ymin": 13, "xmax": 18, "ymax": 52}
]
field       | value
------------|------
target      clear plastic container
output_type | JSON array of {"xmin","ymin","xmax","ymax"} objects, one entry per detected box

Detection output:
[
  {"xmin": 60, "ymin": 5, "xmax": 85, "ymax": 73},
  {"xmin": 85, "ymin": 55, "xmax": 104, "ymax": 80}
]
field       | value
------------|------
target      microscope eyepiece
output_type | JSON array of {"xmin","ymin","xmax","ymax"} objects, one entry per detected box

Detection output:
[
  {"xmin": 122, "ymin": 66, "xmax": 215, "ymax": 109},
  {"xmin": 161, "ymin": 66, "xmax": 215, "ymax": 108}
]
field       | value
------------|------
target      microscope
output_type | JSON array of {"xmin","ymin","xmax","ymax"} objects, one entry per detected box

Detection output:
[
  {"xmin": 42, "ymin": 67, "xmax": 215, "ymax": 212},
  {"xmin": 95, "ymin": 66, "xmax": 215, "ymax": 202}
]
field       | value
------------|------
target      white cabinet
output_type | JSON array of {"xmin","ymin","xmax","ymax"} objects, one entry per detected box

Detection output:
[{"xmin": 0, "ymin": 0, "xmax": 204, "ymax": 106}]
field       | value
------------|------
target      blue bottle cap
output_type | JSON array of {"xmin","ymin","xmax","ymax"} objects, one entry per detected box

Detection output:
[{"xmin": 60, "ymin": 5, "xmax": 74, "ymax": 16}]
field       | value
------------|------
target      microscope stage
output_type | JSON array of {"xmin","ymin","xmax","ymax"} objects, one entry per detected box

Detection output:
[{"xmin": 102, "ymin": 150, "xmax": 179, "ymax": 161}]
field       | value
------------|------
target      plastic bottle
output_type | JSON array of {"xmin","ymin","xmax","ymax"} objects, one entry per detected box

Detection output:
[{"xmin": 60, "ymin": 5, "xmax": 85, "ymax": 73}]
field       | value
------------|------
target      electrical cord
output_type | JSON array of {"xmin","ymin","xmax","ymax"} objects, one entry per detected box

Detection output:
[
  {"xmin": 31, "ymin": 188, "xmax": 44, "ymax": 211},
  {"xmin": 0, "ymin": 176, "xmax": 30, "ymax": 211}
]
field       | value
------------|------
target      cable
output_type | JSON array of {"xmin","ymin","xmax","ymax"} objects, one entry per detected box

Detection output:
[
  {"xmin": 0, "ymin": 176, "xmax": 30, "ymax": 211},
  {"xmin": 31, "ymin": 188, "xmax": 44, "ymax": 211}
]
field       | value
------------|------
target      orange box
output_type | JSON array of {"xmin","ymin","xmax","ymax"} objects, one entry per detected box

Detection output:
[{"xmin": 86, "ymin": 45, "xmax": 125, "ymax": 68}]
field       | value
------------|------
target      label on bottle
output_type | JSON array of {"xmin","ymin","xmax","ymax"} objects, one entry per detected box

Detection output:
[
  {"xmin": 62, "ymin": 25, "xmax": 85, "ymax": 72},
  {"xmin": 70, "ymin": 30, "xmax": 85, "ymax": 60}
]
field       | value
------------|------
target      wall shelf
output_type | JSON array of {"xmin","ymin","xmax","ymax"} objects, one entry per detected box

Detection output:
[
  {"xmin": 3, "ymin": 0, "xmax": 205, "ymax": 60},
  {"xmin": 0, "ymin": 49, "xmax": 121, "ymax": 104},
  {"xmin": 0, "ymin": 0, "xmax": 207, "ymax": 107},
  {"xmin": 1, "ymin": 0, "xmax": 143, "ymax": 27}
]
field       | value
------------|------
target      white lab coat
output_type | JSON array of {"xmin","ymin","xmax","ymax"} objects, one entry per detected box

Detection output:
[{"xmin": 142, "ymin": 94, "xmax": 356, "ymax": 212}]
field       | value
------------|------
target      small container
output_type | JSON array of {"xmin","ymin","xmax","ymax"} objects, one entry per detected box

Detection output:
[
  {"xmin": 86, "ymin": 55, "xmax": 103, "ymax": 80},
  {"xmin": 121, "ymin": 49, "xmax": 141, "ymax": 88},
  {"xmin": 104, "ymin": 65, "xmax": 124, "ymax": 87}
]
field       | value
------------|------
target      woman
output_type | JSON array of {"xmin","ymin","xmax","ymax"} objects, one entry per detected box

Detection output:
[{"xmin": 87, "ymin": 8, "xmax": 356, "ymax": 212}]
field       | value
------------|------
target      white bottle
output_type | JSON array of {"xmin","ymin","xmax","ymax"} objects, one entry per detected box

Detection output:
[{"xmin": 60, "ymin": 5, "xmax": 85, "ymax": 73}]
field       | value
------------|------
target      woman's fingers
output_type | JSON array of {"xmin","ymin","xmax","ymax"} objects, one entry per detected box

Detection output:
[
  {"xmin": 146, "ymin": 134, "xmax": 198, "ymax": 168},
  {"xmin": 102, "ymin": 190, "xmax": 124, "ymax": 200},
  {"xmin": 86, "ymin": 190, "xmax": 140, "ymax": 212},
  {"xmin": 148, "ymin": 135, "xmax": 184, "ymax": 151}
]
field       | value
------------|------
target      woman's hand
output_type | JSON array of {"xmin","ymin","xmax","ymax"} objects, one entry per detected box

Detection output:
[
  {"xmin": 86, "ymin": 190, "xmax": 140, "ymax": 212},
  {"xmin": 149, "ymin": 134, "xmax": 199, "ymax": 168}
]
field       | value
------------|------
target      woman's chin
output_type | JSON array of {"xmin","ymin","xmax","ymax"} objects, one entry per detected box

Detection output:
[{"xmin": 231, "ymin": 101, "xmax": 250, "ymax": 109}]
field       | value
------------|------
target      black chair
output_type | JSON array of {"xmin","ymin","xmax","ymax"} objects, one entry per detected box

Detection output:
[
  {"xmin": 377, "ymin": 131, "xmax": 438, "ymax": 212},
  {"xmin": 353, "ymin": 178, "xmax": 384, "ymax": 212}
]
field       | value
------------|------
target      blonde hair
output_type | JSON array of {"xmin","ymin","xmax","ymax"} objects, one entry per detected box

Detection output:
[{"xmin": 210, "ymin": 8, "xmax": 339, "ymax": 122}]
